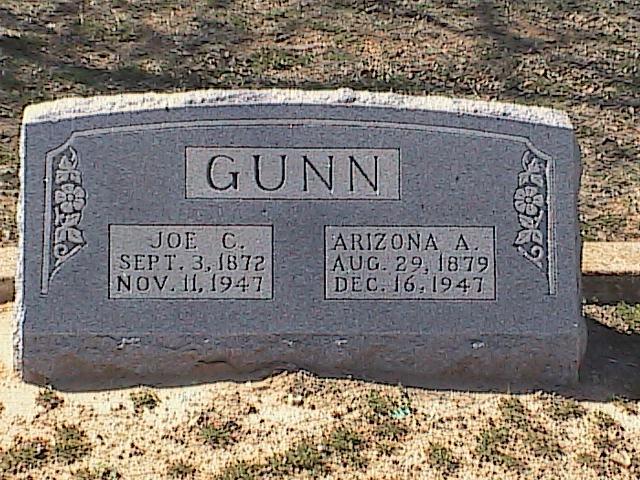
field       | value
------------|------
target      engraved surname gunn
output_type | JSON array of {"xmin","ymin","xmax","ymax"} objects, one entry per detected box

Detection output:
[
  {"xmin": 186, "ymin": 148, "xmax": 400, "ymax": 199},
  {"xmin": 109, "ymin": 225, "xmax": 273, "ymax": 299}
]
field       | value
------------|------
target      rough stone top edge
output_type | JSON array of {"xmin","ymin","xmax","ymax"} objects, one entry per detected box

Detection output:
[{"xmin": 21, "ymin": 88, "xmax": 573, "ymax": 129}]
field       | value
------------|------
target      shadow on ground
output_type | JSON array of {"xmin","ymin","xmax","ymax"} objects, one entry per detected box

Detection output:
[{"xmin": 566, "ymin": 316, "xmax": 640, "ymax": 401}]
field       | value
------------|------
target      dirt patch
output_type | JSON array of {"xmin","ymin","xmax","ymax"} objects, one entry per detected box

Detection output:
[{"xmin": 0, "ymin": 301, "xmax": 638, "ymax": 479}]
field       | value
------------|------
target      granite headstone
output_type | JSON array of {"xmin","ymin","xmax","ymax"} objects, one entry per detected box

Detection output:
[{"xmin": 15, "ymin": 89, "xmax": 585, "ymax": 390}]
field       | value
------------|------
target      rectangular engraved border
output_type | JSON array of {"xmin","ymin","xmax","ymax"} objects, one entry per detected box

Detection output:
[
  {"xmin": 107, "ymin": 223, "xmax": 274, "ymax": 301},
  {"xmin": 40, "ymin": 120, "xmax": 556, "ymax": 297},
  {"xmin": 183, "ymin": 146, "xmax": 402, "ymax": 201},
  {"xmin": 323, "ymin": 225, "xmax": 497, "ymax": 302}
]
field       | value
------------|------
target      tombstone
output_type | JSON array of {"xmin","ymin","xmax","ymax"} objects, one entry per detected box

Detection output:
[{"xmin": 15, "ymin": 89, "xmax": 586, "ymax": 390}]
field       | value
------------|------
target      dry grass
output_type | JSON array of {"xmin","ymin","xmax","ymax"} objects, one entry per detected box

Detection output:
[
  {"xmin": 0, "ymin": 0, "xmax": 639, "ymax": 243},
  {"xmin": 0, "ymin": 2, "xmax": 639, "ymax": 478},
  {"xmin": 0, "ymin": 301, "xmax": 638, "ymax": 479},
  {"xmin": 0, "ymin": 366, "xmax": 639, "ymax": 479}
]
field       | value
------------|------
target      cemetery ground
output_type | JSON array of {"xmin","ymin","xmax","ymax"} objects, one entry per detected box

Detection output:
[
  {"xmin": 0, "ymin": 302, "xmax": 638, "ymax": 479},
  {"xmin": 0, "ymin": 1, "xmax": 639, "ymax": 479}
]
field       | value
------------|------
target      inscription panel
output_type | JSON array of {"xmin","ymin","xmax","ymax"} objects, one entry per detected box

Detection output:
[
  {"xmin": 185, "ymin": 147, "xmax": 400, "ymax": 199},
  {"xmin": 325, "ymin": 226, "xmax": 496, "ymax": 300},
  {"xmin": 109, "ymin": 225, "xmax": 273, "ymax": 299}
]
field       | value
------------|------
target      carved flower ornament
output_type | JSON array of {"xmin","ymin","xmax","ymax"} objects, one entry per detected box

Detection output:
[
  {"xmin": 42, "ymin": 146, "xmax": 87, "ymax": 294},
  {"xmin": 54, "ymin": 183, "xmax": 86, "ymax": 214},
  {"xmin": 513, "ymin": 185, "xmax": 544, "ymax": 217},
  {"xmin": 512, "ymin": 150, "xmax": 548, "ymax": 275}
]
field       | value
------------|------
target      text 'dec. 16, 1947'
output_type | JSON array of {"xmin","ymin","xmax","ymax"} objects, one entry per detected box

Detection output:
[
  {"xmin": 109, "ymin": 225, "xmax": 273, "ymax": 299},
  {"xmin": 325, "ymin": 226, "xmax": 496, "ymax": 300}
]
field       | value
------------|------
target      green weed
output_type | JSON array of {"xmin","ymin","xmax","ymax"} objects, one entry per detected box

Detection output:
[
  {"xmin": 499, "ymin": 397, "xmax": 529, "ymax": 429},
  {"xmin": 613, "ymin": 302, "xmax": 640, "ymax": 333},
  {"xmin": 53, "ymin": 424, "xmax": 91, "ymax": 464},
  {"xmin": 328, "ymin": 427, "xmax": 365, "ymax": 467},
  {"xmin": 548, "ymin": 397, "xmax": 587, "ymax": 421},
  {"xmin": 35, "ymin": 388, "xmax": 64, "ymax": 412},
  {"xmin": 75, "ymin": 464, "xmax": 122, "ymax": 479},
  {"xmin": 267, "ymin": 440, "xmax": 327, "ymax": 476},
  {"xmin": 375, "ymin": 419, "xmax": 407, "ymax": 440},
  {"xmin": 0, "ymin": 438, "xmax": 50, "ymax": 474},
  {"xmin": 476, "ymin": 426, "xmax": 520, "ymax": 469},
  {"xmin": 167, "ymin": 460, "xmax": 197, "ymax": 478},
  {"xmin": 525, "ymin": 428, "xmax": 564, "ymax": 460},
  {"xmin": 427, "ymin": 443, "xmax": 460, "ymax": 475},
  {"xmin": 200, "ymin": 420, "xmax": 240, "ymax": 447},
  {"xmin": 367, "ymin": 388, "xmax": 412, "ymax": 419},
  {"xmin": 214, "ymin": 460, "xmax": 257, "ymax": 480},
  {"xmin": 130, "ymin": 388, "xmax": 160, "ymax": 414},
  {"xmin": 576, "ymin": 452, "xmax": 597, "ymax": 467}
]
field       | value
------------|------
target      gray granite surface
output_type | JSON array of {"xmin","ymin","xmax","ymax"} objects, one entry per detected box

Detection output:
[{"xmin": 16, "ymin": 89, "xmax": 585, "ymax": 391}]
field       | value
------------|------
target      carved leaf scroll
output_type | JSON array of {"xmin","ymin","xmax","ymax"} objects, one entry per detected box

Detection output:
[
  {"xmin": 513, "ymin": 150, "xmax": 547, "ymax": 271},
  {"xmin": 42, "ymin": 146, "xmax": 87, "ymax": 293}
]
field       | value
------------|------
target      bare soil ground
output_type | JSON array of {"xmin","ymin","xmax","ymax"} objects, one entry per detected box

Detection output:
[
  {"xmin": 0, "ymin": 0, "xmax": 639, "ymax": 243},
  {"xmin": 0, "ymin": 1, "xmax": 639, "ymax": 479},
  {"xmin": 0, "ymin": 302, "xmax": 639, "ymax": 480}
]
